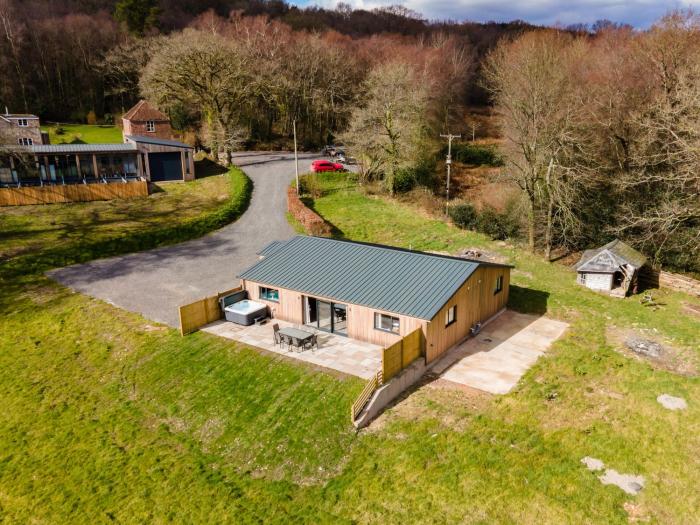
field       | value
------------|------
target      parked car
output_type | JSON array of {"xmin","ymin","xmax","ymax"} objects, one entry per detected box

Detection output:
[
  {"xmin": 310, "ymin": 159, "xmax": 345, "ymax": 172},
  {"xmin": 323, "ymin": 144, "xmax": 345, "ymax": 157},
  {"xmin": 335, "ymin": 150, "xmax": 357, "ymax": 165}
]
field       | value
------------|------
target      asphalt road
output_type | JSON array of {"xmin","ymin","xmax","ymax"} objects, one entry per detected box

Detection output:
[{"xmin": 49, "ymin": 151, "xmax": 319, "ymax": 328}]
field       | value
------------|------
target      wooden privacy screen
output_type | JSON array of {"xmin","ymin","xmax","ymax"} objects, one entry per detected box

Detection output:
[
  {"xmin": 0, "ymin": 181, "xmax": 149, "ymax": 206},
  {"xmin": 382, "ymin": 328, "xmax": 424, "ymax": 382},
  {"xmin": 179, "ymin": 286, "xmax": 242, "ymax": 336}
]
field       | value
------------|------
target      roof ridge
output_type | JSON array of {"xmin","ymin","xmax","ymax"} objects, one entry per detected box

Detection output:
[{"xmin": 301, "ymin": 235, "xmax": 512, "ymax": 267}]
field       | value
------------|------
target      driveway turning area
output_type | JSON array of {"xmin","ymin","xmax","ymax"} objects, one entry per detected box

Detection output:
[
  {"xmin": 432, "ymin": 310, "xmax": 569, "ymax": 394},
  {"xmin": 49, "ymin": 152, "xmax": 317, "ymax": 327}
]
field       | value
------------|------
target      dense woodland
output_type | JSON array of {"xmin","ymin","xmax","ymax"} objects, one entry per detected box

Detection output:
[{"xmin": 0, "ymin": 0, "xmax": 697, "ymax": 273}]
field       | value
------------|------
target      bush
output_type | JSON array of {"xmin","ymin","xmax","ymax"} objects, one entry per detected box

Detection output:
[
  {"xmin": 391, "ymin": 167, "xmax": 416, "ymax": 193},
  {"xmin": 448, "ymin": 143, "xmax": 504, "ymax": 167},
  {"xmin": 450, "ymin": 202, "xmax": 521, "ymax": 241},
  {"xmin": 448, "ymin": 203, "xmax": 478, "ymax": 229},
  {"xmin": 103, "ymin": 113, "xmax": 114, "ymax": 125},
  {"xmin": 86, "ymin": 110, "xmax": 97, "ymax": 125}
]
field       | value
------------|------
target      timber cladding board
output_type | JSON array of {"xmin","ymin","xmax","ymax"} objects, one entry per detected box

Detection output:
[
  {"xmin": 242, "ymin": 279, "xmax": 425, "ymax": 348},
  {"xmin": 179, "ymin": 286, "xmax": 242, "ymax": 335},
  {"xmin": 0, "ymin": 181, "xmax": 148, "ymax": 206},
  {"xmin": 425, "ymin": 265, "xmax": 510, "ymax": 363}
]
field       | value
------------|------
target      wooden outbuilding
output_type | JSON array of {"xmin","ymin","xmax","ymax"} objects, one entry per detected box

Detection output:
[{"xmin": 575, "ymin": 239, "xmax": 647, "ymax": 297}]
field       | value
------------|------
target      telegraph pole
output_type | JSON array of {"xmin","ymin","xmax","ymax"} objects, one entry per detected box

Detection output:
[
  {"xmin": 440, "ymin": 133, "xmax": 461, "ymax": 215},
  {"xmin": 293, "ymin": 118, "xmax": 299, "ymax": 193}
]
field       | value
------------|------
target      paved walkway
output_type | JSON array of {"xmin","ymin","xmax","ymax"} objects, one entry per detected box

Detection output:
[
  {"xmin": 49, "ymin": 152, "xmax": 318, "ymax": 327},
  {"xmin": 431, "ymin": 310, "xmax": 569, "ymax": 394},
  {"xmin": 203, "ymin": 319, "xmax": 382, "ymax": 379}
]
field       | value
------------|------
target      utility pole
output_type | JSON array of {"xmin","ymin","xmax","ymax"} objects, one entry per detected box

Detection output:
[
  {"xmin": 293, "ymin": 118, "xmax": 299, "ymax": 193},
  {"xmin": 440, "ymin": 133, "xmax": 461, "ymax": 215}
]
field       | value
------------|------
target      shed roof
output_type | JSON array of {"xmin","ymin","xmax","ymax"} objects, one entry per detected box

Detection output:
[
  {"xmin": 239, "ymin": 236, "xmax": 510, "ymax": 320},
  {"xmin": 257, "ymin": 240, "xmax": 286, "ymax": 257},
  {"xmin": 122, "ymin": 100, "xmax": 169, "ymax": 122},
  {"xmin": 125, "ymin": 135, "xmax": 192, "ymax": 149},
  {"xmin": 575, "ymin": 239, "xmax": 647, "ymax": 272},
  {"xmin": 1, "ymin": 114, "xmax": 39, "ymax": 121}
]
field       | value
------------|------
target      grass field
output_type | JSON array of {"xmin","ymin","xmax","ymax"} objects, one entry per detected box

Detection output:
[
  {"xmin": 0, "ymin": 169, "xmax": 698, "ymax": 523},
  {"xmin": 41, "ymin": 123, "xmax": 123, "ymax": 144}
]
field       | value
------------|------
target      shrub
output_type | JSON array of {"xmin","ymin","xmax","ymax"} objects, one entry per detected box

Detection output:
[
  {"xmin": 449, "ymin": 143, "xmax": 504, "ymax": 167},
  {"xmin": 103, "ymin": 113, "xmax": 114, "ymax": 125},
  {"xmin": 448, "ymin": 203, "xmax": 478, "ymax": 229},
  {"xmin": 86, "ymin": 110, "xmax": 98, "ymax": 125},
  {"xmin": 392, "ymin": 167, "xmax": 416, "ymax": 193},
  {"xmin": 450, "ymin": 202, "xmax": 521, "ymax": 241}
]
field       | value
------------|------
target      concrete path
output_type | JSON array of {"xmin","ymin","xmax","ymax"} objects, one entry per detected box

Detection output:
[
  {"xmin": 431, "ymin": 310, "xmax": 569, "ymax": 394},
  {"xmin": 49, "ymin": 152, "xmax": 318, "ymax": 328}
]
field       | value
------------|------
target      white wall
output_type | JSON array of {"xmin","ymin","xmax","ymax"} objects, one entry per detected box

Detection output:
[{"xmin": 581, "ymin": 272, "xmax": 613, "ymax": 291}]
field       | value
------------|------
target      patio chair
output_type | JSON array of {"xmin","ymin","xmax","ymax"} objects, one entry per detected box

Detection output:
[
  {"xmin": 272, "ymin": 323, "xmax": 281, "ymax": 347},
  {"xmin": 303, "ymin": 334, "xmax": 318, "ymax": 352}
]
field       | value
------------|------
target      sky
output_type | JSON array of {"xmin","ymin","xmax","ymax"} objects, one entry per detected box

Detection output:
[{"xmin": 291, "ymin": 0, "xmax": 698, "ymax": 28}]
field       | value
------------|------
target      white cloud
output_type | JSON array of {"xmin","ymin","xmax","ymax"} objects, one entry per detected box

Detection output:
[{"xmin": 300, "ymin": 0, "xmax": 700, "ymax": 28}]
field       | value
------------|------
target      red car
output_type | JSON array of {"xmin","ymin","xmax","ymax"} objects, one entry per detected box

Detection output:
[{"xmin": 310, "ymin": 159, "xmax": 345, "ymax": 172}]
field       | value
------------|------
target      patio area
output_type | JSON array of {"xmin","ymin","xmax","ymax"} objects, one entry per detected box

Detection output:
[{"xmin": 202, "ymin": 319, "xmax": 383, "ymax": 379}]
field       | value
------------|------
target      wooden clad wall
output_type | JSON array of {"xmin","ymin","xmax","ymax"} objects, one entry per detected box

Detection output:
[
  {"xmin": 0, "ymin": 181, "xmax": 148, "ymax": 206},
  {"xmin": 425, "ymin": 266, "xmax": 510, "ymax": 363},
  {"xmin": 242, "ymin": 279, "xmax": 426, "ymax": 347}
]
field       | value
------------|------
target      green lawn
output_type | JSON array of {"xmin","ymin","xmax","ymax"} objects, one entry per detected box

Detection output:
[
  {"xmin": 0, "ymin": 169, "xmax": 698, "ymax": 523},
  {"xmin": 42, "ymin": 123, "xmax": 123, "ymax": 144}
]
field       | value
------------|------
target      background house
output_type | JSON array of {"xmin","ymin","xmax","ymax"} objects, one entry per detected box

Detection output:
[
  {"xmin": 122, "ymin": 100, "xmax": 172, "ymax": 140},
  {"xmin": 0, "ymin": 111, "xmax": 46, "ymax": 145},
  {"xmin": 239, "ymin": 236, "xmax": 512, "ymax": 363},
  {"xmin": 575, "ymin": 239, "xmax": 647, "ymax": 297}
]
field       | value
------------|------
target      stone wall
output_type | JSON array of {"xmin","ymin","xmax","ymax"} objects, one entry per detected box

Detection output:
[{"xmin": 0, "ymin": 119, "xmax": 43, "ymax": 145}]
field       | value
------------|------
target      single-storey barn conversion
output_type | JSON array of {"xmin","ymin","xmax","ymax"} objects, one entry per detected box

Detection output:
[{"xmin": 238, "ymin": 236, "xmax": 512, "ymax": 363}]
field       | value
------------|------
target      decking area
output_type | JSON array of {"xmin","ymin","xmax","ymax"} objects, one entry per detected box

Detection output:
[{"xmin": 202, "ymin": 319, "xmax": 383, "ymax": 379}]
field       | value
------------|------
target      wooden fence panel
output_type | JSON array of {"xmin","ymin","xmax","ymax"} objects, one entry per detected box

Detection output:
[
  {"xmin": 179, "ymin": 286, "xmax": 243, "ymax": 335},
  {"xmin": 401, "ymin": 329, "xmax": 423, "ymax": 367},
  {"xmin": 0, "ymin": 181, "xmax": 148, "ymax": 206},
  {"xmin": 382, "ymin": 340, "xmax": 403, "ymax": 382}
]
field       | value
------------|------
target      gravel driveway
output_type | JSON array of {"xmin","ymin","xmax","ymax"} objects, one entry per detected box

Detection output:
[{"xmin": 49, "ymin": 152, "xmax": 318, "ymax": 327}]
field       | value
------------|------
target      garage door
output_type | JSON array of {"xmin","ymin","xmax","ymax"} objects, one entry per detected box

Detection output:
[{"xmin": 149, "ymin": 152, "xmax": 183, "ymax": 182}]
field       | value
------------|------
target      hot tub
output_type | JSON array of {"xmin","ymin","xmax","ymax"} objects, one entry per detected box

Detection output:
[{"xmin": 224, "ymin": 299, "xmax": 268, "ymax": 326}]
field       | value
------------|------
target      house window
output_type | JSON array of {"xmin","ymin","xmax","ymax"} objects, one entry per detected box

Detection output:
[
  {"xmin": 17, "ymin": 137, "xmax": 33, "ymax": 146},
  {"xmin": 494, "ymin": 275, "xmax": 504, "ymax": 294},
  {"xmin": 146, "ymin": 120, "xmax": 155, "ymax": 132},
  {"xmin": 579, "ymin": 273, "xmax": 587, "ymax": 284},
  {"xmin": 374, "ymin": 312, "xmax": 400, "ymax": 334},
  {"xmin": 17, "ymin": 118, "xmax": 28, "ymax": 127},
  {"xmin": 259, "ymin": 286, "xmax": 279, "ymax": 302},
  {"xmin": 445, "ymin": 305, "xmax": 457, "ymax": 327}
]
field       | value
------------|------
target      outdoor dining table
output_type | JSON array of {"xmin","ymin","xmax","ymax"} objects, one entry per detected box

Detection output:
[{"xmin": 278, "ymin": 326, "xmax": 314, "ymax": 349}]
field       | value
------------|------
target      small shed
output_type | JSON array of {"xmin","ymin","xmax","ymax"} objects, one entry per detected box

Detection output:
[{"xmin": 575, "ymin": 239, "xmax": 647, "ymax": 297}]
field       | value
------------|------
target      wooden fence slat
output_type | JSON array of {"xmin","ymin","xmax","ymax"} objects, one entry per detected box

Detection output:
[
  {"xmin": 0, "ymin": 181, "xmax": 148, "ymax": 206},
  {"xmin": 179, "ymin": 286, "xmax": 243, "ymax": 335}
]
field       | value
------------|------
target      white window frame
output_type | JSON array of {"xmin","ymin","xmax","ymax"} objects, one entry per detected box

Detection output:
[
  {"xmin": 374, "ymin": 312, "xmax": 400, "ymax": 334},
  {"xmin": 445, "ymin": 305, "xmax": 457, "ymax": 327},
  {"xmin": 259, "ymin": 286, "xmax": 280, "ymax": 303},
  {"xmin": 17, "ymin": 118, "xmax": 28, "ymax": 127},
  {"xmin": 18, "ymin": 137, "xmax": 33, "ymax": 146},
  {"xmin": 146, "ymin": 120, "xmax": 156, "ymax": 132}
]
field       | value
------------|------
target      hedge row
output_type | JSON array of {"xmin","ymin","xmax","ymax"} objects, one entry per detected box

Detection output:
[
  {"xmin": 2, "ymin": 167, "xmax": 252, "ymax": 280},
  {"xmin": 287, "ymin": 187, "xmax": 332, "ymax": 237}
]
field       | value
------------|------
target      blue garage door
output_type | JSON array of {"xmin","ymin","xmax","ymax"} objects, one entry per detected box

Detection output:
[{"xmin": 149, "ymin": 152, "xmax": 182, "ymax": 181}]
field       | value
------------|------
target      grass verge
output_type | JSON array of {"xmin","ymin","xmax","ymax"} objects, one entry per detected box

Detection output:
[{"xmin": 41, "ymin": 123, "xmax": 123, "ymax": 144}]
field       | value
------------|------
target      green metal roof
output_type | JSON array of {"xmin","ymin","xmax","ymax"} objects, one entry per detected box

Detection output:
[
  {"xmin": 239, "ymin": 236, "xmax": 503, "ymax": 320},
  {"xmin": 257, "ymin": 240, "xmax": 286, "ymax": 257}
]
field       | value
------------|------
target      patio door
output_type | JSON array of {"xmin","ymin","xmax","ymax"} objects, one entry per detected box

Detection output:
[{"xmin": 304, "ymin": 297, "xmax": 347, "ymax": 335}]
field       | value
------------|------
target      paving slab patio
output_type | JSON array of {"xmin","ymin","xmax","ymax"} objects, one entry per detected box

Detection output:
[
  {"xmin": 431, "ymin": 310, "xmax": 569, "ymax": 394},
  {"xmin": 202, "ymin": 319, "xmax": 382, "ymax": 379}
]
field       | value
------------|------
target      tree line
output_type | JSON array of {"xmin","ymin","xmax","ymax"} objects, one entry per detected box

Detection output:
[{"xmin": 483, "ymin": 12, "xmax": 699, "ymax": 273}]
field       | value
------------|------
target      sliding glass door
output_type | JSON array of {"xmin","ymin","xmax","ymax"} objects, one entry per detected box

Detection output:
[{"xmin": 304, "ymin": 296, "xmax": 347, "ymax": 335}]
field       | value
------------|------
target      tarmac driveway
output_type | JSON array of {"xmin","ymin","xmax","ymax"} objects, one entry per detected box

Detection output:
[
  {"xmin": 431, "ymin": 310, "xmax": 569, "ymax": 394},
  {"xmin": 49, "ymin": 152, "xmax": 318, "ymax": 327}
]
